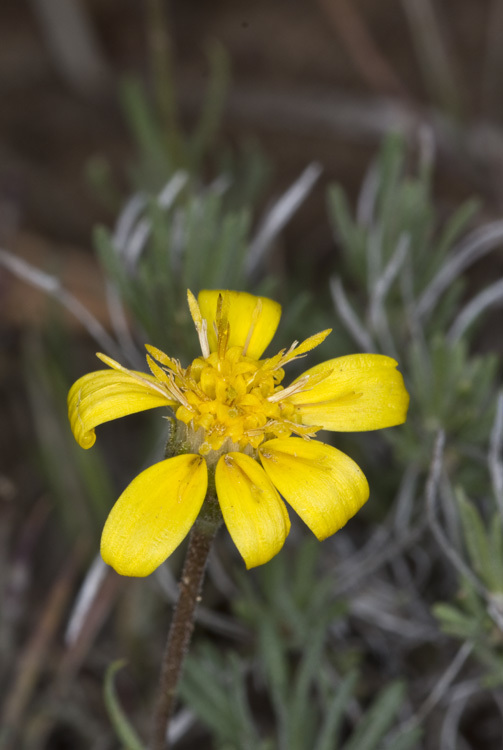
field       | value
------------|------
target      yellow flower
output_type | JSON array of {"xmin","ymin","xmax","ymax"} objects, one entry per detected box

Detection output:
[{"xmin": 68, "ymin": 290, "xmax": 409, "ymax": 576}]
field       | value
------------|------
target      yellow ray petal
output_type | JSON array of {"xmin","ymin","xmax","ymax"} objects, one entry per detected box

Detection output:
[
  {"xmin": 101, "ymin": 454, "xmax": 208, "ymax": 576},
  {"xmin": 198, "ymin": 289, "xmax": 281, "ymax": 359},
  {"xmin": 259, "ymin": 437, "xmax": 369, "ymax": 540},
  {"xmin": 215, "ymin": 452, "xmax": 290, "ymax": 568},
  {"xmin": 68, "ymin": 368, "xmax": 176, "ymax": 449},
  {"xmin": 289, "ymin": 354, "xmax": 409, "ymax": 431}
]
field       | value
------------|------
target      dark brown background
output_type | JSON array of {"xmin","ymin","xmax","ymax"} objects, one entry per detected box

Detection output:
[{"xmin": 2, "ymin": 0, "xmax": 503, "ymax": 326}]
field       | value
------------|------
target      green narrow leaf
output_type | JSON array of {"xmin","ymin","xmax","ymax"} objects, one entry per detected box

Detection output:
[
  {"xmin": 103, "ymin": 661, "xmax": 146, "ymax": 750},
  {"xmin": 462, "ymin": 576, "xmax": 487, "ymax": 618},
  {"xmin": 292, "ymin": 538, "xmax": 319, "ymax": 604},
  {"xmin": 375, "ymin": 134, "xmax": 405, "ymax": 230},
  {"xmin": 182, "ymin": 192, "xmax": 221, "ymax": 290},
  {"xmin": 432, "ymin": 602, "xmax": 473, "ymax": 632},
  {"xmin": 227, "ymin": 655, "xmax": 261, "ymax": 750},
  {"xmin": 327, "ymin": 185, "xmax": 358, "ymax": 252},
  {"xmin": 314, "ymin": 670, "xmax": 359, "ymax": 750},
  {"xmin": 180, "ymin": 650, "xmax": 234, "ymax": 738},
  {"xmin": 94, "ymin": 224, "xmax": 146, "ymax": 330},
  {"xmin": 85, "ymin": 156, "xmax": 121, "ymax": 211},
  {"xmin": 146, "ymin": 199, "xmax": 177, "ymax": 331},
  {"xmin": 489, "ymin": 512, "xmax": 503, "ymax": 593},
  {"xmin": 259, "ymin": 617, "xmax": 288, "ymax": 701},
  {"xmin": 147, "ymin": 0, "xmax": 182, "ymax": 164},
  {"xmin": 204, "ymin": 209, "xmax": 251, "ymax": 289},
  {"xmin": 120, "ymin": 76, "xmax": 171, "ymax": 178},
  {"xmin": 288, "ymin": 622, "xmax": 327, "ymax": 750},
  {"xmin": 190, "ymin": 41, "xmax": 230, "ymax": 169},
  {"xmin": 258, "ymin": 616, "xmax": 290, "ymax": 749},
  {"xmin": 457, "ymin": 490, "xmax": 491, "ymax": 583},
  {"xmin": 433, "ymin": 198, "xmax": 480, "ymax": 266},
  {"xmin": 341, "ymin": 681, "xmax": 406, "ymax": 750},
  {"xmin": 220, "ymin": 137, "xmax": 271, "ymax": 209},
  {"xmin": 94, "ymin": 225, "xmax": 123, "ymax": 280},
  {"xmin": 385, "ymin": 726, "xmax": 423, "ymax": 750}
]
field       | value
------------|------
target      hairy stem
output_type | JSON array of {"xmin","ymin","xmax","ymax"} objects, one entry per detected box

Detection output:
[{"xmin": 151, "ymin": 503, "xmax": 221, "ymax": 750}]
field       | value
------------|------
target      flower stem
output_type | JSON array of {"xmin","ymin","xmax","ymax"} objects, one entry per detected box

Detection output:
[{"xmin": 151, "ymin": 503, "xmax": 221, "ymax": 750}]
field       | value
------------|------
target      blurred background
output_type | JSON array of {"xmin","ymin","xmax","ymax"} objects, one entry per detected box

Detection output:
[{"xmin": 1, "ymin": 2, "xmax": 503, "ymax": 749}]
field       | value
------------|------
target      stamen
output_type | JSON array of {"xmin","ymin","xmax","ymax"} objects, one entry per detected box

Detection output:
[
  {"xmin": 267, "ymin": 376, "xmax": 310, "ymax": 402},
  {"xmin": 258, "ymin": 418, "xmax": 320, "ymax": 439},
  {"xmin": 271, "ymin": 329, "xmax": 332, "ymax": 370},
  {"xmin": 96, "ymin": 353, "xmax": 171, "ymax": 400},
  {"xmin": 242, "ymin": 298, "xmax": 263, "ymax": 356},
  {"xmin": 144, "ymin": 344, "xmax": 178, "ymax": 372},
  {"xmin": 164, "ymin": 374, "xmax": 192, "ymax": 409},
  {"xmin": 187, "ymin": 290, "xmax": 211, "ymax": 358},
  {"xmin": 281, "ymin": 420, "xmax": 320, "ymax": 437},
  {"xmin": 146, "ymin": 355, "xmax": 172, "ymax": 384}
]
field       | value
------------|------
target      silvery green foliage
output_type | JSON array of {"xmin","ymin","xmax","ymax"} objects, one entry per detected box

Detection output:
[
  {"xmin": 180, "ymin": 540, "xmax": 420, "ymax": 750},
  {"xmin": 324, "ymin": 134, "xmax": 503, "ymax": 746},
  {"xmin": 327, "ymin": 135, "xmax": 499, "ymax": 472},
  {"xmin": 7, "ymin": 111, "xmax": 503, "ymax": 747},
  {"xmin": 181, "ymin": 135, "xmax": 503, "ymax": 749},
  {"xmin": 92, "ymin": 157, "xmax": 321, "ymax": 360}
]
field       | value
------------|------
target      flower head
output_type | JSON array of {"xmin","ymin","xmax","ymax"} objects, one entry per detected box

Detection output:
[{"xmin": 68, "ymin": 290, "xmax": 409, "ymax": 576}]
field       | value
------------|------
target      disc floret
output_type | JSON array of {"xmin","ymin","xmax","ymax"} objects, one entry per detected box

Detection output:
[{"xmin": 146, "ymin": 291, "xmax": 327, "ymax": 456}]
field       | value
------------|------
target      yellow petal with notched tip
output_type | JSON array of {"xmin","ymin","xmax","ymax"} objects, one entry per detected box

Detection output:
[
  {"xmin": 290, "ymin": 354, "xmax": 409, "ymax": 432},
  {"xmin": 259, "ymin": 438, "xmax": 369, "ymax": 540},
  {"xmin": 101, "ymin": 454, "xmax": 207, "ymax": 577},
  {"xmin": 198, "ymin": 289, "xmax": 281, "ymax": 359},
  {"xmin": 68, "ymin": 368, "xmax": 176, "ymax": 449},
  {"xmin": 215, "ymin": 452, "xmax": 290, "ymax": 568}
]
